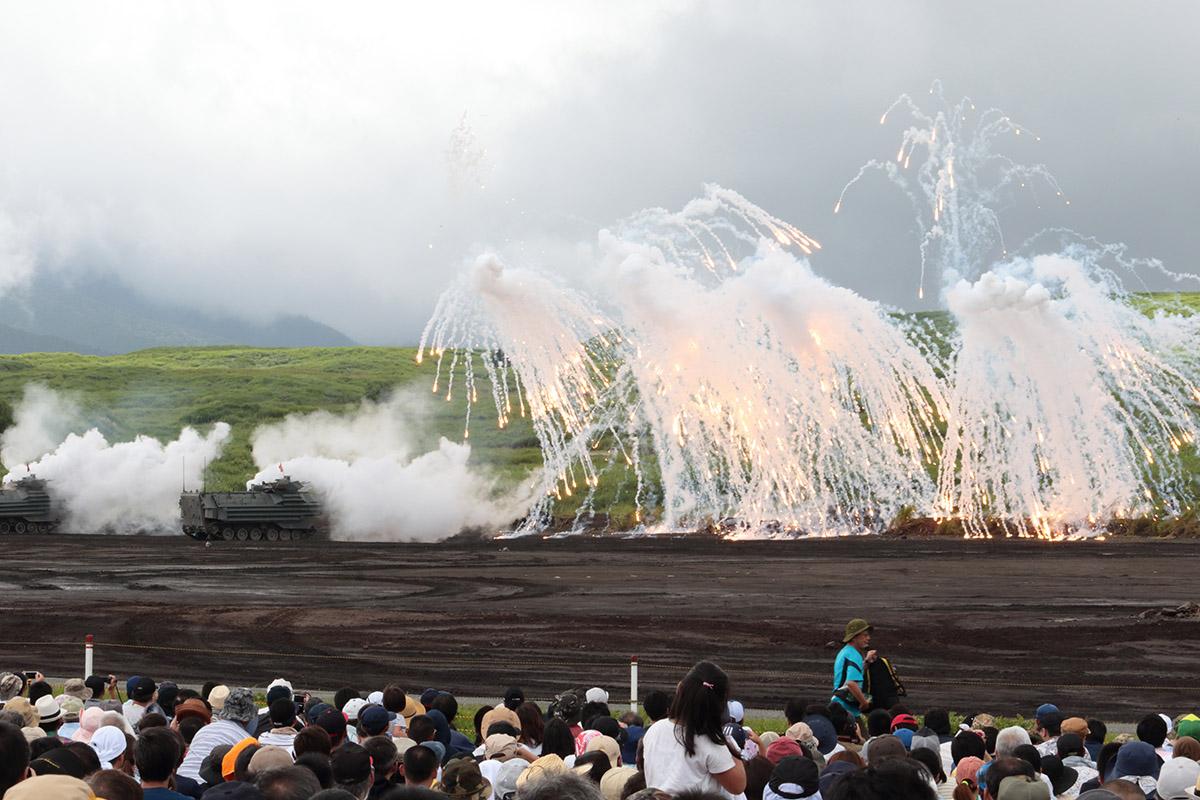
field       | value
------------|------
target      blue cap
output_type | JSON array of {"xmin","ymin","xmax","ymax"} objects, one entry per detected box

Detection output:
[
  {"xmin": 360, "ymin": 704, "xmax": 394, "ymax": 736},
  {"xmin": 894, "ymin": 728, "xmax": 915, "ymax": 750},
  {"xmin": 125, "ymin": 675, "xmax": 141, "ymax": 696},
  {"xmin": 1035, "ymin": 703, "xmax": 1060, "ymax": 720}
]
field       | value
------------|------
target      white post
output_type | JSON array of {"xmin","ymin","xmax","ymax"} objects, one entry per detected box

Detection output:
[
  {"xmin": 630, "ymin": 655, "xmax": 638, "ymax": 713},
  {"xmin": 84, "ymin": 634, "xmax": 94, "ymax": 677}
]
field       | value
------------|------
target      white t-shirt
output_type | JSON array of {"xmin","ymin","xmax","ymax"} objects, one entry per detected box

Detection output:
[{"xmin": 643, "ymin": 719, "xmax": 738, "ymax": 798}]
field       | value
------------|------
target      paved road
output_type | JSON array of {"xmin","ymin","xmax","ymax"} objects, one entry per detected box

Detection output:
[{"xmin": 0, "ymin": 533, "xmax": 1195, "ymax": 719}]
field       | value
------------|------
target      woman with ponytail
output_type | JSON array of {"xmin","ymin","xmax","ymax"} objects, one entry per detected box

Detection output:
[{"xmin": 641, "ymin": 661, "xmax": 747, "ymax": 797}]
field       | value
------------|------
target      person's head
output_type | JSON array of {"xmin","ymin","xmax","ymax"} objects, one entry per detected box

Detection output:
[
  {"xmin": 643, "ymin": 691, "xmax": 671, "ymax": 723},
  {"xmin": 784, "ymin": 697, "xmax": 809, "ymax": 726},
  {"xmin": 668, "ymin": 661, "xmax": 730, "ymax": 757},
  {"xmin": 363, "ymin": 736, "xmax": 399, "ymax": 779},
  {"xmin": 517, "ymin": 770, "xmax": 604, "ymax": 800},
  {"xmin": 472, "ymin": 705, "xmax": 493, "ymax": 744},
  {"xmin": 1155, "ymin": 755, "xmax": 1200, "ymax": 800},
  {"xmin": 984, "ymin": 758, "xmax": 1036, "ymax": 800},
  {"xmin": 1037, "ymin": 712, "xmax": 1064, "ymax": 739},
  {"xmin": 316, "ymin": 707, "xmax": 349, "ymax": 749},
  {"xmin": 843, "ymin": 618, "xmax": 873, "ymax": 650},
  {"xmin": 925, "ymin": 709, "xmax": 952, "ymax": 738},
  {"xmin": 408, "ymin": 714, "xmax": 436, "ymax": 744},
  {"xmin": 517, "ymin": 702, "xmax": 544, "ymax": 747},
  {"xmin": 581, "ymin": 701, "xmax": 611, "ymax": 727},
  {"xmin": 953, "ymin": 731, "xmax": 987, "ymax": 765},
  {"xmin": 294, "ymin": 725, "xmax": 333, "ymax": 758},
  {"xmin": 1086, "ymin": 720, "xmax": 1107, "ymax": 744},
  {"xmin": 133, "ymin": 726, "xmax": 183, "ymax": 783},
  {"xmin": 542, "ymin": 717, "xmax": 576, "ymax": 760},
  {"xmin": 256, "ymin": 765, "xmax": 324, "ymax": 800},
  {"xmin": 1100, "ymin": 780, "xmax": 1148, "ymax": 800},
  {"xmin": 911, "ymin": 747, "xmax": 947, "ymax": 783},
  {"xmin": 270, "ymin": 698, "xmax": 298, "ymax": 728},
  {"xmin": 27, "ymin": 681, "xmax": 52, "ymax": 704},
  {"xmin": 1111, "ymin": 740, "xmax": 1161, "ymax": 782},
  {"xmin": 1137, "ymin": 714, "xmax": 1169, "ymax": 748},
  {"xmin": 1173, "ymin": 736, "xmax": 1200, "ymax": 761},
  {"xmin": 0, "ymin": 722, "xmax": 31, "ymax": 794},
  {"xmin": 402, "ymin": 744, "xmax": 439, "ymax": 786},
  {"xmin": 218, "ymin": 687, "xmax": 258, "ymax": 727},
  {"xmin": 995, "ymin": 727, "xmax": 1032, "ymax": 759},
  {"xmin": 178, "ymin": 715, "xmax": 206, "ymax": 745},
  {"xmin": 233, "ymin": 743, "xmax": 264, "ymax": 782},
  {"xmin": 429, "ymin": 692, "xmax": 458, "ymax": 725},
  {"xmin": 381, "ymin": 685, "xmax": 406, "ymax": 715},
  {"xmin": 86, "ymin": 768, "xmax": 141, "ymax": 800},
  {"xmin": 331, "ymin": 743, "xmax": 373, "ymax": 798},
  {"xmin": 867, "ymin": 709, "xmax": 892, "ymax": 738},
  {"xmin": 29, "ymin": 736, "xmax": 64, "ymax": 762},
  {"xmin": 1094, "ymin": 741, "xmax": 1122, "ymax": 783},
  {"xmin": 0, "ymin": 673, "xmax": 23, "ymax": 702},
  {"xmin": 866, "ymin": 734, "xmax": 907, "ymax": 766},
  {"xmin": 1012, "ymin": 744, "xmax": 1041, "ymax": 773},
  {"xmin": 294, "ymin": 751, "xmax": 334, "ymax": 790},
  {"xmin": 573, "ymin": 750, "xmax": 612, "ymax": 783},
  {"xmin": 1057, "ymin": 733, "xmax": 1086, "ymax": 759},
  {"xmin": 333, "ymin": 688, "xmax": 361, "ymax": 713}
]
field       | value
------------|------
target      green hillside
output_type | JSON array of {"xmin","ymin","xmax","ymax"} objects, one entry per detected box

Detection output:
[{"xmin": 0, "ymin": 347, "xmax": 544, "ymax": 500}]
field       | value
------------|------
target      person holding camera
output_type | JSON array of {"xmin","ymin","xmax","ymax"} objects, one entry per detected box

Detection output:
[{"xmin": 832, "ymin": 618, "xmax": 877, "ymax": 719}]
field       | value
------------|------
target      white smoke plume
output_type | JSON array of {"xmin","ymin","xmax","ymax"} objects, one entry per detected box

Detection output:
[
  {"xmin": 0, "ymin": 385, "xmax": 231, "ymax": 533},
  {"xmin": 250, "ymin": 392, "xmax": 533, "ymax": 541},
  {"xmin": 0, "ymin": 383, "xmax": 82, "ymax": 467}
]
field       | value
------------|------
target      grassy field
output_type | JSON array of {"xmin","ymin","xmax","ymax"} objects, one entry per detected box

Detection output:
[{"xmin": 0, "ymin": 292, "xmax": 1196, "ymax": 532}]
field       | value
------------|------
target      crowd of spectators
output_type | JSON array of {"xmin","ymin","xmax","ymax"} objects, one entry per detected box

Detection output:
[{"xmin": 1, "ymin": 661, "xmax": 1197, "ymax": 800}]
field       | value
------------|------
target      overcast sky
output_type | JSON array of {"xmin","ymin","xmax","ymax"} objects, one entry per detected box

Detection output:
[{"xmin": 0, "ymin": 1, "xmax": 1196, "ymax": 343}]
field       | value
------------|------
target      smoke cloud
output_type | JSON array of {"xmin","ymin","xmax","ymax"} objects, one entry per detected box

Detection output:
[
  {"xmin": 0, "ymin": 384, "xmax": 231, "ymax": 533},
  {"xmin": 250, "ymin": 392, "xmax": 533, "ymax": 541}
]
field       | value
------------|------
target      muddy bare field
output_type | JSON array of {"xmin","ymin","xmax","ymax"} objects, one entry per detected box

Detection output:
[{"xmin": 0, "ymin": 533, "xmax": 1196, "ymax": 719}]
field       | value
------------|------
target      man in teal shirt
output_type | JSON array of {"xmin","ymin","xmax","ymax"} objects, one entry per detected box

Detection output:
[{"xmin": 832, "ymin": 618, "xmax": 877, "ymax": 717}]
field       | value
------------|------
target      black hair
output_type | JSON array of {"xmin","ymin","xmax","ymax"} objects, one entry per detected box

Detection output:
[
  {"xmin": 785, "ymin": 697, "xmax": 811, "ymax": 725},
  {"xmin": 643, "ymin": 690, "xmax": 671, "ymax": 722},
  {"xmin": 178, "ymin": 716, "xmax": 206, "ymax": 744},
  {"xmin": 137, "ymin": 712, "xmax": 168, "ymax": 733},
  {"xmin": 517, "ymin": 701, "xmax": 544, "ymax": 747},
  {"xmin": 1136, "ymin": 714, "xmax": 1168, "ymax": 747},
  {"xmin": 256, "ymin": 765, "xmax": 324, "ymax": 799},
  {"xmin": 486, "ymin": 722, "xmax": 520, "ymax": 738},
  {"xmin": 402, "ymin": 744, "xmax": 439, "ymax": 784},
  {"xmin": 983, "ymin": 727, "xmax": 999, "ymax": 756},
  {"xmin": 924, "ymin": 709, "xmax": 951, "ymax": 737},
  {"xmin": 581, "ymin": 701, "xmax": 611, "ymax": 725},
  {"xmin": 1012, "ymin": 744, "xmax": 1041, "ymax": 772},
  {"xmin": 65, "ymin": 741, "xmax": 102, "ymax": 776},
  {"xmin": 667, "ymin": 661, "xmax": 729, "ymax": 758},
  {"xmin": 134, "ymin": 727, "xmax": 182, "ymax": 782},
  {"xmin": 1086, "ymin": 720, "xmax": 1107, "ymax": 744},
  {"xmin": 363, "ymin": 736, "xmax": 398, "ymax": 774},
  {"xmin": 408, "ymin": 714, "xmax": 436, "ymax": 744},
  {"xmin": 1039, "ymin": 712, "xmax": 1064, "ymax": 737},
  {"xmin": 473, "ymin": 705, "xmax": 493, "ymax": 744},
  {"xmin": 27, "ymin": 681, "xmax": 52, "ymax": 704},
  {"xmin": 805, "ymin": 703, "xmax": 833, "ymax": 720},
  {"xmin": 295, "ymin": 751, "xmax": 335, "ymax": 789},
  {"xmin": 234, "ymin": 742, "xmax": 262, "ymax": 782},
  {"xmin": 590, "ymin": 716, "xmax": 624, "ymax": 743},
  {"xmin": 829, "ymin": 703, "xmax": 856, "ymax": 737},
  {"xmin": 87, "ymin": 768, "xmax": 142, "ymax": 800},
  {"xmin": 867, "ymin": 709, "xmax": 892, "ymax": 737},
  {"xmin": 200, "ymin": 681, "xmax": 219, "ymax": 702},
  {"xmin": 176, "ymin": 688, "xmax": 201, "ymax": 703},
  {"xmin": 429, "ymin": 692, "xmax": 459, "ymax": 725},
  {"xmin": 828, "ymin": 761, "xmax": 936, "ymax": 800},
  {"xmin": 910, "ymin": 749, "xmax": 946, "ymax": 783},
  {"xmin": 952, "ymin": 730, "xmax": 986, "ymax": 765},
  {"xmin": 984, "ymin": 757, "xmax": 1035, "ymax": 800},
  {"xmin": 1057, "ymin": 734, "xmax": 1086, "ymax": 760},
  {"xmin": 271, "ymin": 697, "xmax": 298, "ymax": 727},
  {"xmin": 573, "ymin": 750, "xmax": 612, "ymax": 783},
  {"xmin": 542, "ymin": 717, "xmax": 576, "ymax": 760},
  {"xmin": 1094, "ymin": 741, "xmax": 1122, "ymax": 783},
  {"xmin": 382, "ymin": 684, "xmax": 407, "ymax": 714},
  {"xmin": 333, "ymin": 688, "xmax": 361, "ymax": 713},
  {"xmin": 0, "ymin": 722, "xmax": 29, "ymax": 795},
  {"xmin": 294, "ymin": 725, "xmax": 333, "ymax": 758},
  {"xmin": 29, "ymin": 735, "xmax": 65, "ymax": 760}
]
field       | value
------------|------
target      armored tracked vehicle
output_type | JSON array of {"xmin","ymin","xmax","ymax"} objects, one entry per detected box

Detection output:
[
  {"xmin": 180, "ymin": 476, "xmax": 324, "ymax": 542},
  {"xmin": 0, "ymin": 476, "xmax": 59, "ymax": 534}
]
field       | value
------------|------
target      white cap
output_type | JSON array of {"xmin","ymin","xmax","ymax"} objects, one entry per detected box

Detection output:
[
  {"xmin": 267, "ymin": 678, "xmax": 294, "ymax": 694},
  {"xmin": 727, "ymin": 700, "xmax": 745, "ymax": 723},
  {"xmin": 343, "ymin": 697, "xmax": 369, "ymax": 721},
  {"xmin": 1161, "ymin": 713, "xmax": 1174, "ymax": 734},
  {"xmin": 585, "ymin": 687, "xmax": 609, "ymax": 704},
  {"xmin": 367, "ymin": 691, "xmax": 384, "ymax": 705}
]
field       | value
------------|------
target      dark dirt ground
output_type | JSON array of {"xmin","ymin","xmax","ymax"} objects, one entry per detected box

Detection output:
[{"xmin": 1, "ymin": 533, "xmax": 1196, "ymax": 719}]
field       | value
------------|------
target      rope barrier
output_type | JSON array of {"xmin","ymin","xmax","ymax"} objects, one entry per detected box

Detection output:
[{"xmin": 0, "ymin": 638, "xmax": 1190, "ymax": 693}]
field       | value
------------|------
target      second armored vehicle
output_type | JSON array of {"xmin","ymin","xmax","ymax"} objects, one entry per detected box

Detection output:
[{"xmin": 180, "ymin": 476, "xmax": 324, "ymax": 542}]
